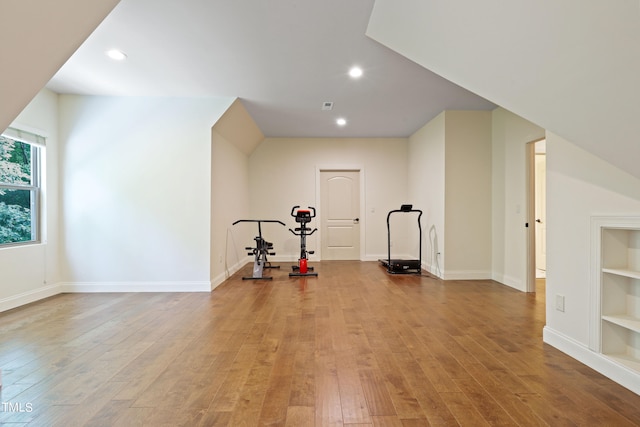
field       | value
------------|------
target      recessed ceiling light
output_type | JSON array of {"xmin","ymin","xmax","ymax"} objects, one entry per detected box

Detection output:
[
  {"xmin": 349, "ymin": 66, "xmax": 363, "ymax": 78},
  {"xmin": 105, "ymin": 49, "xmax": 127, "ymax": 61},
  {"xmin": 336, "ymin": 118, "xmax": 347, "ymax": 126}
]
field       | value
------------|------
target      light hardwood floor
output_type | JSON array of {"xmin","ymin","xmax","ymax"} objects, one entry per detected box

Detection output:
[{"xmin": 1, "ymin": 261, "xmax": 640, "ymax": 426}]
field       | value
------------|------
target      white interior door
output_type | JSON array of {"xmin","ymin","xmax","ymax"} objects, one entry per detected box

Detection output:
[
  {"xmin": 320, "ymin": 170, "xmax": 360, "ymax": 260},
  {"xmin": 535, "ymin": 153, "xmax": 546, "ymax": 271}
]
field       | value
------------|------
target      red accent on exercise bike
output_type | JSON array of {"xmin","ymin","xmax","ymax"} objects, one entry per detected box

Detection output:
[{"xmin": 299, "ymin": 258, "xmax": 308, "ymax": 274}]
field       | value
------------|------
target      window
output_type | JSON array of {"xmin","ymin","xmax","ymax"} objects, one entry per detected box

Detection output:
[{"xmin": 0, "ymin": 128, "xmax": 44, "ymax": 246}]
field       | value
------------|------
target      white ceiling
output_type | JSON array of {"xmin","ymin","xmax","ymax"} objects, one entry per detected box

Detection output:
[
  {"xmin": 45, "ymin": 0, "xmax": 496, "ymax": 138},
  {"xmin": 367, "ymin": 0, "xmax": 640, "ymax": 180}
]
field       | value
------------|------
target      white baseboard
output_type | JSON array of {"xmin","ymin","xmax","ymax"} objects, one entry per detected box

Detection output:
[
  {"xmin": 60, "ymin": 281, "xmax": 211, "ymax": 293},
  {"xmin": 371, "ymin": 257, "xmax": 491, "ymax": 282},
  {"xmin": 211, "ymin": 258, "xmax": 250, "ymax": 289},
  {"xmin": 422, "ymin": 263, "xmax": 443, "ymax": 279},
  {"xmin": 2, "ymin": 279, "xmax": 214, "ymax": 313},
  {"xmin": 543, "ymin": 326, "xmax": 640, "ymax": 396},
  {"xmin": 492, "ymin": 273, "xmax": 525, "ymax": 291},
  {"xmin": 442, "ymin": 270, "xmax": 492, "ymax": 280},
  {"xmin": 0, "ymin": 283, "xmax": 61, "ymax": 313}
]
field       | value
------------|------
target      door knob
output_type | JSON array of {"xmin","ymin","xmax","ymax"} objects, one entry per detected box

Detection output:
[{"xmin": 353, "ymin": 218, "xmax": 359, "ymax": 224}]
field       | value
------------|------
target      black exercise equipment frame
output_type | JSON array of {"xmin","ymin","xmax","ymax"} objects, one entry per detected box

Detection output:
[
  {"xmin": 233, "ymin": 219, "xmax": 285, "ymax": 280},
  {"xmin": 379, "ymin": 204, "xmax": 423, "ymax": 274},
  {"xmin": 289, "ymin": 206, "xmax": 318, "ymax": 277}
]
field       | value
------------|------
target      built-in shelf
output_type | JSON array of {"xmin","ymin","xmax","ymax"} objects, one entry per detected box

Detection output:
[
  {"xmin": 603, "ymin": 268, "xmax": 640, "ymax": 280},
  {"xmin": 591, "ymin": 217, "xmax": 640, "ymax": 394},
  {"xmin": 602, "ymin": 314, "xmax": 640, "ymax": 334},
  {"xmin": 598, "ymin": 226, "xmax": 640, "ymax": 373}
]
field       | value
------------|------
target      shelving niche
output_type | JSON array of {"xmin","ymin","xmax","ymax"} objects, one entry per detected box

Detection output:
[{"xmin": 600, "ymin": 227, "xmax": 640, "ymax": 371}]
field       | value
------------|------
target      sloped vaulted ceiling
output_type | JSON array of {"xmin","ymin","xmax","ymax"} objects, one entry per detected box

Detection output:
[
  {"xmin": 367, "ymin": 0, "xmax": 640, "ymax": 180},
  {"xmin": 0, "ymin": 0, "xmax": 121, "ymax": 132}
]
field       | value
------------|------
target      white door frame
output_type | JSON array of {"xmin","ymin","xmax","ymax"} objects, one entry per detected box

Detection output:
[{"xmin": 315, "ymin": 165, "xmax": 365, "ymax": 261}]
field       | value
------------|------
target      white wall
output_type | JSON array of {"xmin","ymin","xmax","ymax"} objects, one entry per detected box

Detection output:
[
  {"xmin": 545, "ymin": 132, "xmax": 640, "ymax": 342},
  {"xmin": 543, "ymin": 132, "xmax": 640, "ymax": 392},
  {"xmin": 408, "ymin": 111, "xmax": 492, "ymax": 280},
  {"xmin": 408, "ymin": 112, "xmax": 445, "ymax": 276},
  {"xmin": 444, "ymin": 111, "xmax": 492, "ymax": 278},
  {"xmin": 58, "ymin": 95, "xmax": 233, "ymax": 291},
  {"xmin": 491, "ymin": 108, "xmax": 545, "ymax": 290},
  {"xmin": 211, "ymin": 128, "xmax": 251, "ymax": 287},
  {"xmin": 210, "ymin": 99, "xmax": 264, "ymax": 287},
  {"xmin": 247, "ymin": 137, "xmax": 408, "ymax": 262},
  {"xmin": 0, "ymin": 89, "xmax": 60, "ymax": 311}
]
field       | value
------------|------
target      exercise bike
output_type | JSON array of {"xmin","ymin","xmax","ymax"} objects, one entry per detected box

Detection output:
[
  {"xmin": 233, "ymin": 219, "xmax": 285, "ymax": 280},
  {"xmin": 289, "ymin": 206, "xmax": 318, "ymax": 277}
]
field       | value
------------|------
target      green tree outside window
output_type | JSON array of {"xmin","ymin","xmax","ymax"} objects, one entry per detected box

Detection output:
[{"xmin": 0, "ymin": 135, "xmax": 38, "ymax": 244}]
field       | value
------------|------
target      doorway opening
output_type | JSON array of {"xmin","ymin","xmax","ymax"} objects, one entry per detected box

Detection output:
[{"xmin": 526, "ymin": 139, "xmax": 546, "ymax": 293}]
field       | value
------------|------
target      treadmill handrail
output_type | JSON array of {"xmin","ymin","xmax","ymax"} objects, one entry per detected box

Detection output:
[{"xmin": 386, "ymin": 207, "xmax": 423, "ymax": 273}]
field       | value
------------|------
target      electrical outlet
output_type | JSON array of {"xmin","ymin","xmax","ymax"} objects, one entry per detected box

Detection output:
[{"xmin": 556, "ymin": 295, "xmax": 565, "ymax": 312}]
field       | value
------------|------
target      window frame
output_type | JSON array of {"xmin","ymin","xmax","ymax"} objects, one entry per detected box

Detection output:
[{"xmin": 0, "ymin": 129, "xmax": 43, "ymax": 247}]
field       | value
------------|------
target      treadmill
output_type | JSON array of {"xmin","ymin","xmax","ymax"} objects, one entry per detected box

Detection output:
[{"xmin": 379, "ymin": 204, "xmax": 423, "ymax": 274}]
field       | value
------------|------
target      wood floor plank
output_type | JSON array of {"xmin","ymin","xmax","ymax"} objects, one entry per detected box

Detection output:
[
  {"xmin": 288, "ymin": 342, "xmax": 316, "ymax": 407},
  {"xmin": 335, "ymin": 349, "xmax": 372, "ymax": 424},
  {"xmin": 372, "ymin": 415, "xmax": 404, "ymax": 426},
  {"xmin": 183, "ymin": 350, "xmax": 237, "ymax": 411},
  {"xmin": 374, "ymin": 350, "xmax": 423, "ymax": 419},
  {"xmin": 514, "ymin": 392, "xmax": 578, "ymax": 426},
  {"xmin": 196, "ymin": 410, "xmax": 232, "ymax": 427},
  {"xmin": 391, "ymin": 351, "xmax": 458, "ymax": 426},
  {"xmin": 82, "ymin": 399, "xmax": 135, "ymax": 427},
  {"xmin": 400, "ymin": 418, "xmax": 432, "ymax": 427},
  {"xmin": 209, "ymin": 344, "xmax": 260, "ymax": 411},
  {"xmin": 225, "ymin": 338, "xmax": 280, "ymax": 426},
  {"xmin": 461, "ymin": 363, "xmax": 545, "ymax": 426},
  {"xmin": 285, "ymin": 405, "xmax": 315, "ymax": 427},
  {"xmin": 439, "ymin": 391, "xmax": 492, "ymax": 426},
  {"xmin": 258, "ymin": 373, "xmax": 293, "ymax": 425},
  {"xmin": 315, "ymin": 352, "xmax": 344, "ymax": 426},
  {"xmin": 50, "ymin": 340, "xmax": 153, "ymax": 405},
  {"xmin": 1, "ymin": 261, "xmax": 640, "ymax": 426},
  {"xmin": 414, "ymin": 327, "xmax": 469, "ymax": 386},
  {"xmin": 359, "ymin": 368, "xmax": 397, "ymax": 417},
  {"xmin": 572, "ymin": 364, "xmax": 640, "ymax": 422},
  {"xmin": 453, "ymin": 373, "xmax": 523, "ymax": 426},
  {"xmin": 517, "ymin": 373, "xmax": 597, "ymax": 425},
  {"xmin": 531, "ymin": 366, "xmax": 640, "ymax": 426}
]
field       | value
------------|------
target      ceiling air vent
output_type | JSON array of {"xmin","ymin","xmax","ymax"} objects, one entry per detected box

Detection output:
[{"xmin": 322, "ymin": 101, "xmax": 333, "ymax": 111}]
